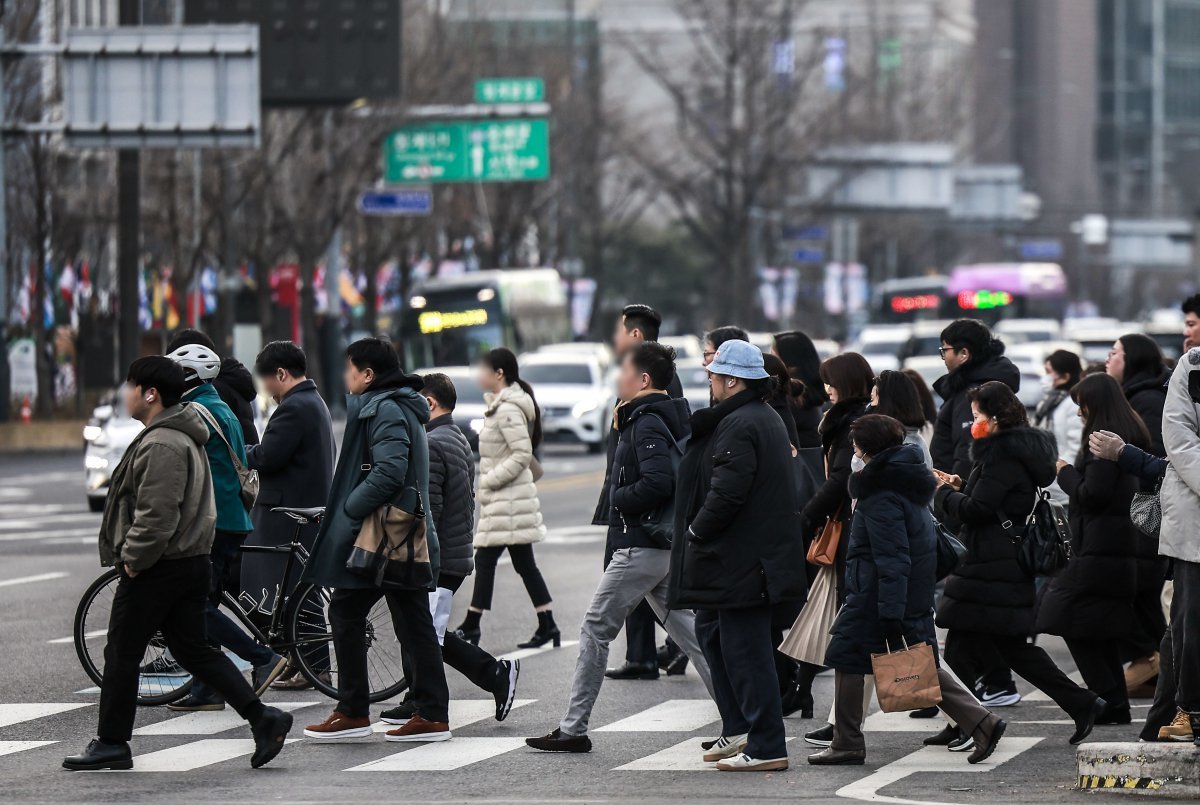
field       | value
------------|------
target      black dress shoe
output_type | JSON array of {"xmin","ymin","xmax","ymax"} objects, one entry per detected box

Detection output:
[
  {"xmin": 1070, "ymin": 697, "xmax": 1107, "ymax": 745},
  {"xmin": 664, "ymin": 652, "xmax": 689, "ymax": 676},
  {"xmin": 604, "ymin": 661, "xmax": 659, "ymax": 680},
  {"xmin": 968, "ymin": 718, "xmax": 1006, "ymax": 765},
  {"xmin": 803, "ymin": 723, "xmax": 834, "ymax": 747},
  {"xmin": 526, "ymin": 728, "xmax": 592, "ymax": 753},
  {"xmin": 1095, "ymin": 704, "xmax": 1132, "ymax": 725},
  {"xmin": 807, "ymin": 746, "xmax": 865, "ymax": 765},
  {"xmin": 923, "ymin": 724, "xmax": 962, "ymax": 746},
  {"xmin": 250, "ymin": 706, "xmax": 294, "ymax": 768},
  {"xmin": 909, "ymin": 705, "xmax": 940, "ymax": 719},
  {"xmin": 63, "ymin": 739, "xmax": 133, "ymax": 771}
]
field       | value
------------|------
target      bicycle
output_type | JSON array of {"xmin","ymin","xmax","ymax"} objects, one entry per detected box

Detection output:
[{"xmin": 74, "ymin": 506, "xmax": 408, "ymax": 706}]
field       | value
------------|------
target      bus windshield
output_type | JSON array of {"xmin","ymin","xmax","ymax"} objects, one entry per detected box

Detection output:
[{"xmin": 400, "ymin": 288, "xmax": 504, "ymax": 369}]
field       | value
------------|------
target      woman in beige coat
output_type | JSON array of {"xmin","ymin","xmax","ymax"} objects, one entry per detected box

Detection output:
[{"xmin": 455, "ymin": 348, "xmax": 558, "ymax": 650}]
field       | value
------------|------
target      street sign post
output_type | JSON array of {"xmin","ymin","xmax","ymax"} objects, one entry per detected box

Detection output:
[
  {"xmin": 383, "ymin": 119, "xmax": 550, "ymax": 183},
  {"xmin": 357, "ymin": 188, "xmax": 433, "ymax": 217},
  {"xmin": 475, "ymin": 78, "xmax": 545, "ymax": 104}
]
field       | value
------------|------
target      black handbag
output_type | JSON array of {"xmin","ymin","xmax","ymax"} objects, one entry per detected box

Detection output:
[
  {"xmin": 637, "ymin": 414, "xmax": 688, "ymax": 547},
  {"xmin": 934, "ymin": 518, "xmax": 967, "ymax": 581},
  {"xmin": 997, "ymin": 490, "xmax": 1072, "ymax": 577}
]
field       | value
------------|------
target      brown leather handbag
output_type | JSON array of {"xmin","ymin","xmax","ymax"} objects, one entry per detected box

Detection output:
[{"xmin": 806, "ymin": 508, "xmax": 843, "ymax": 566}]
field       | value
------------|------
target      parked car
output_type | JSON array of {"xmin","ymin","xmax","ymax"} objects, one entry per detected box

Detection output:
[
  {"xmin": 898, "ymin": 320, "xmax": 956, "ymax": 364},
  {"xmin": 850, "ymin": 324, "xmax": 913, "ymax": 372},
  {"xmin": 83, "ymin": 388, "xmax": 143, "ymax": 512},
  {"xmin": 994, "ymin": 318, "xmax": 1063, "ymax": 344},
  {"xmin": 417, "ymin": 365, "xmax": 488, "ymax": 453},
  {"xmin": 1143, "ymin": 309, "xmax": 1185, "ymax": 360},
  {"xmin": 520, "ymin": 351, "xmax": 613, "ymax": 453}
]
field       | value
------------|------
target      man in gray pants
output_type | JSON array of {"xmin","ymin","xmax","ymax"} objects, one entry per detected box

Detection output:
[{"xmin": 526, "ymin": 342, "xmax": 713, "ymax": 752}]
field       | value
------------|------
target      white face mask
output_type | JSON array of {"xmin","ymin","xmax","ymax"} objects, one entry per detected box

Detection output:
[
  {"xmin": 851, "ymin": 453, "xmax": 866, "ymax": 474},
  {"xmin": 1039, "ymin": 374, "xmax": 1056, "ymax": 393}
]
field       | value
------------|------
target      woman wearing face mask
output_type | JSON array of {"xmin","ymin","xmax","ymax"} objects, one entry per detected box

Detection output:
[
  {"xmin": 1036, "ymin": 373, "xmax": 1148, "ymax": 727},
  {"xmin": 1034, "ymin": 350, "xmax": 1083, "ymax": 462},
  {"xmin": 934, "ymin": 381, "xmax": 1106, "ymax": 746}
]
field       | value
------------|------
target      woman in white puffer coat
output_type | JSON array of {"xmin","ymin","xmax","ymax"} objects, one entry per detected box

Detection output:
[{"xmin": 455, "ymin": 348, "xmax": 558, "ymax": 650}]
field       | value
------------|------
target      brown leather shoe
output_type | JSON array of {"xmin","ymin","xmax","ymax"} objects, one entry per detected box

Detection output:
[
  {"xmin": 302, "ymin": 710, "xmax": 372, "ymax": 740},
  {"xmin": 384, "ymin": 714, "xmax": 451, "ymax": 742},
  {"xmin": 807, "ymin": 747, "xmax": 865, "ymax": 765},
  {"xmin": 1124, "ymin": 653, "xmax": 1159, "ymax": 688}
]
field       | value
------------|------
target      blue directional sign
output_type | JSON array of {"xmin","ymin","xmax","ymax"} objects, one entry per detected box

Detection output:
[
  {"xmin": 357, "ymin": 187, "xmax": 433, "ymax": 217},
  {"xmin": 1019, "ymin": 239, "xmax": 1063, "ymax": 260},
  {"xmin": 793, "ymin": 247, "xmax": 826, "ymax": 264}
]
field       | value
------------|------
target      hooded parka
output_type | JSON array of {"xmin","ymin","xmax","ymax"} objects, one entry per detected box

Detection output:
[{"xmin": 474, "ymin": 383, "xmax": 546, "ymax": 548}]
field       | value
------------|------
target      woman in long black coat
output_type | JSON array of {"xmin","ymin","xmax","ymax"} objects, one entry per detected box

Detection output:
[
  {"xmin": 1037, "ymin": 373, "xmax": 1148, "ymax": 725},
  {"xmin": 772, "ymin": 330, "xmax": 827, "ymax": 449},
  {"xmin": 1107, "ymin": 332, "xmax": 1171, "ymax": 679},
  {"xmin": 934, "ymin": 381, "xmax": 1105, "ymax": 744},
  {"xmin": 810, "ymin": 415, "xmax": 1005, "ymax": 766}
]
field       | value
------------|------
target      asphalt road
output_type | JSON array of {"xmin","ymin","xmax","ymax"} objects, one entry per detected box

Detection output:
[{"xmin": 0, "ymin": 447, "xmax": 1147, "ymax": 803}]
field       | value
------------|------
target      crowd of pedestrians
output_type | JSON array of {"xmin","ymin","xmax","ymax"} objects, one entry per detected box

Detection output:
[{"xmin": 64, "ymin": 294, "xmax": 1200, "ymax": 772}]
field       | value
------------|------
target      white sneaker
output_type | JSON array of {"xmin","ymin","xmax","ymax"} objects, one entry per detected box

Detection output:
[
  {"xmin": 702, "ymin": 733, "xmax": 749, "ymax": 762},
  {"xmin": 716, "ymin": 752, "xmax": 789, "ymax": 772}
]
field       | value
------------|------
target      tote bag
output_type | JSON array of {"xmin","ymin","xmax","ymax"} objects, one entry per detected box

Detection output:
[
  {"xmin": 871, "ymin": 639, "xmax": 942, "ymax": 712},
  {"xmin": 778, "ymin": 564, "xmax": 838, "ymax": 665}
]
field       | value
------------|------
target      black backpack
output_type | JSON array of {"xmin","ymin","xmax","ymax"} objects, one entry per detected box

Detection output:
[{"xmin": 997, "ymin": 490, "xmax": 1072, "ymax": 577}]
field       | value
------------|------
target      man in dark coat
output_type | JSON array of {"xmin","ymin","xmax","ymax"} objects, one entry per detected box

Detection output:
[
  {"xmin": 380, "ymin": 373, "xmax": 520, "ymax": 726},
  {"xmin": 669, "ymin": 340, "xmax": 806, "ymax": 772},
  {"xmin": 301, "ymin": 338, "xmax": 451, "ymax": 743},
  {"xmin": 931, "ymin": 319, "xmax": 1021, "ymax": 477},
  {"xmin": 166, "ymin": 329, "xmax": 260, "ymax": 446},
  {"xmin": 592, "ymin": 304, "xmax": 686, "ymax": 681}
]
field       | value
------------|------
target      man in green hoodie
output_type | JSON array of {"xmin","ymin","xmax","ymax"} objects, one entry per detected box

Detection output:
[
  {"xmin": 165, "ymin": 344, "xmax": 287, "ymax": 711},
  {"xmin": 64, "ymin": 357, "xmax": 292, "ymax": 771},
  {"xmin": 302, "ymin": 338, "xmax": 451, "ymax": 744}
]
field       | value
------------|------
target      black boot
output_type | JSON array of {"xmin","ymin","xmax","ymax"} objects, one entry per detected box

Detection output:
[
  {"xmin": 249, "ymin": 706, "xmax": 294, "ymax": 769},
  {"xmin": 517, "ymin": 611, "xmax": 561, "ymax": 649},
  {"xmin": 62, "ymin": 739, "xmax": 133, "ymax": 771},
  {"xmin": 455, "ymin": 610, "xmax": 482, "ymax": 645}
]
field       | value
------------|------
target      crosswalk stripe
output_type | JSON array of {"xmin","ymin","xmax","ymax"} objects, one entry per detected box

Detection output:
[
  {"xmin": 369, "ymin": 699, "xmax": 535, "ymax": 733},
  {"xmin": 346, "ymin": 737, "xmax": 527, "ymax": 771},
  {"xmin": 863, "ymin": 710, "xmax": 943, "ymax": 733},
  {"xmin": 614, "ymin": 736, "xmax": 797, "ymax": 771},
  {"xmin": 498, "ymin": 640, "xmax": 578, "ymax": 662},
  {"xmin": 48, "ymin": 629, "xmax": 104, "ymax": 645},
  {"xmin": 834, "ymin": 737, "xmax": 1042, "ymax": 803},
  {"xmin": 133, "ymin": 702, "xmax": 321, "ymax": 736},
  {"xmin": 0, "ymin": 529, "xmax": 97, "ymax": 544},
  {"xmin": 594, "ymin": 699, "xmax": 720, "ymax": 732},
  {"xmin": 1022, "ymin": 670, "xmax": 1083, "ymax": 703},
  {"xmin": 0, "ymin": 741, "xmax": 57, "ymax": 757},
  {"xmin": 109, "ymin": 738, "xmax": 300, "ymax": 772},
  {"xmin": 0, "ymin": 703, "xmax": 91, "ymax": 727},
  {"xmin": 0, "ymin": 572, "xmax": 69, "ymax": 589}
]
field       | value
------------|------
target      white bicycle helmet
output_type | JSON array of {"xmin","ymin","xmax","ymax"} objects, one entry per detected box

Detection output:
[{"xmin": 167, "ymin": 344, "xmax": 221, "ymax": 382}]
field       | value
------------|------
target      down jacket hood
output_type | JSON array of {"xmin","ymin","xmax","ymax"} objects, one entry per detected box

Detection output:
[
  {"xmin": 620, "ymin": 393, "xmax": 690, "ymax": 442},
  {"xmin": 218, "ymin": 357, "xmax": 257, "ymax": 402},
  {"xmin": 969, "ymin": 425, "xmax": 1058, "ymax": 487},
  {"xmin": 849, "ymin": 442, "xmax": 936, "ymax": 505},
  {"xmin": 485, "ymin": 383, "xmax": 536, "ymax": 421},
  {"xmin": 934, "ymin": 353, "xmax": 1021, "ymax": 399}
]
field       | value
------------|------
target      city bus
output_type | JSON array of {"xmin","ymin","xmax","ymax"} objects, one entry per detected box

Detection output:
[
  {"xmin": 873, "ymin": 276, "xmax": 955, "ymax": 323},
  {"xmin": 946, "ymin": 262, "xmax": 1068, "ymax": 323},
  {"xmin": 397, "ymin": 268, "xmax": 570, "ymax": 369}
]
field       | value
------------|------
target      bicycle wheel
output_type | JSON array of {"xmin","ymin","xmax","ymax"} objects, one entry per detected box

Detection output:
[
  {"xmin": 73, "ymin": 568, "xmax": 193, "ymax": 706},
  {"xmin": 286, "ymin": 583, "xmax": 409, "ymax": 703}
]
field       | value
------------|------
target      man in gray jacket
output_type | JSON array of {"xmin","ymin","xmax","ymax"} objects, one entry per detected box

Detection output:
[
  {"xmin": 1158, "ymin": 347, "xmax": 1200, "ymax": 744},
  {"xmin": 380, "ymin": 373, "xmax": 520, "ymax": 725},
  {"xmin": 64, "ymin": 357, "xmax": 292, "ymax": 771}
]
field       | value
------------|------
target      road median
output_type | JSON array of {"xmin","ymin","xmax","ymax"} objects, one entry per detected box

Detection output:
[
  {"xmin": 1077, "ymin": 742, "xmax": 1200, "ymax": 797},
  {"xmin": 0, "ymin": 421, "xmax": 85, "ymax": 454}
]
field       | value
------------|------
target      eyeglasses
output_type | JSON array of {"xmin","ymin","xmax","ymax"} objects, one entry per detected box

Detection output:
[
  {"xmin": 938, "ymin": 346, "xmax": 956, "ymax": 356},
  {"xmin": 702, "ymin": 350, "xmax": 717, "ymax": 359}
]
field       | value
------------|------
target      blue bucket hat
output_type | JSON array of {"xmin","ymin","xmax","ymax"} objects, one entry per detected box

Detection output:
[{"xmin": 707, "ymin": 339, "xmax": 769, "ymax": 380}]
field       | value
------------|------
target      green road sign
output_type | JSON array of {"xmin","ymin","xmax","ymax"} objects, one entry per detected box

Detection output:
[
  {"xmin": 475, "ymin": 77, "xmax": 545, "ymax": 104},
  {"xmin": 383, "ymin": 119, "xmax": 550, "ymax": 183}
]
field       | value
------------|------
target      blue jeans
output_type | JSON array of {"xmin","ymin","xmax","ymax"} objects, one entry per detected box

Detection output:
[{"xmin": 192, "ymin": 531, "xmax": 274, "ymax": 701}]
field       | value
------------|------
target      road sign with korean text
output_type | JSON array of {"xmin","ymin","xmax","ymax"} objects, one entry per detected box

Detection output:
[{"xmin": 383, "ymin": 119, "xmax": 550, "ymax": 183}]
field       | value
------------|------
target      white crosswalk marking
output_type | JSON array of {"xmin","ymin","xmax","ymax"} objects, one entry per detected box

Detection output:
[
  {"xmin": 0, "ymin": 703, "xmax": 90, "ymax": 727},
  {"xmin": 0, "ymin": 741, "xmax": 57, "ymax": 757},
  {"xmin": 863, "ymin": 710, "xmax": 943, "ymax": 733},
  {"xmin": 615, "ymin": 736, "xmax": 797, "ymax": 771},
  {"xmin": 595, "ymin": 699, "xmax": 720, "ymax": 732},
  {"xmin": 48, "ymin": 629, "xmax": 104, "ymax": 645},
  {"xmin": 133, "ymin": 702, "xmax": 321, "ymax": 736},
  {"xmin": 1022, "ymin": 670, "xmax": 1083, "ymax": 703},
  {"xmin": 346, "ymin": 737, "xmax": 527, "ymax": 771},
  {"xmin": 370, "ymin": 699, "xmax": 535, "ymax": 733},
  {"xmin": 499, "ymin": 640, "xmax": 579, "ymax": 662},
  {"xmin": 0, "ymin": 572, "xmax": 69, "ymax": 589},
  {"xmin": 110, "ymin": 738, "xmax": 300, "ymax": 772},
  {"xmin": 834, "ymin": 737, "xmax": 1043, "ymax": 804}
]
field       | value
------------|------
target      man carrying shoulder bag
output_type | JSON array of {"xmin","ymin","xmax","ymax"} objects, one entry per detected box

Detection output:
[{"xmin": 301, "ymin": 338, "xmax": 451, "ymax": 743}]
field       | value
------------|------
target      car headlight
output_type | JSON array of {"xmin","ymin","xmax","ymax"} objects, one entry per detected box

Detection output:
[
  {"xmin": 572, "ymin": 400, "xmax": 600, "ymax": 419},
  {"xmin": 82, "ymin": 424, "xmax": 102, "ymax": 442},
  {"xmin": 85, "ymin": 454, "xmax": 109, "ymax": 470},
  {"xmin": 470, "ymin": 418, "xmax": 485, "ymax": 434}
]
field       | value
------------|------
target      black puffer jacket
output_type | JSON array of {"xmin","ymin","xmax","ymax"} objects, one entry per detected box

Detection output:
[
  {"xmin": 668, "ymin": 390, "xmax": 807, "ymax": 610},
  {"xmin": 427, "ymin": 413, "xmax": 476, "ymax": 578},
  {"xmin": 215, "ymin": 357, "xmax": 259, "ymax": 447},
  {"xmin": 800, "ymin": 398, "xmax": 869, "ymax": 535},
  {"xmin": 1035, "ymin": 451, "xmax": 1137, "ymax": 639},
  {"xmin": 607, "ymin": 393, "xmax": 690, "ymax": 550},
  {"xmin": 931, "ymin": 355, "xmax": 1021, "ymax": 476},
  {"xmin": 826, "ymin": 443, "xmax": 938, "ymax": 675},
  {"xmin": 934, "ymin": 426, "xmax": 1057, "ymax": 636},
  {"xmin": 1123, "ymin": 365, "xmax": 1169, "ymax": 458}
]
